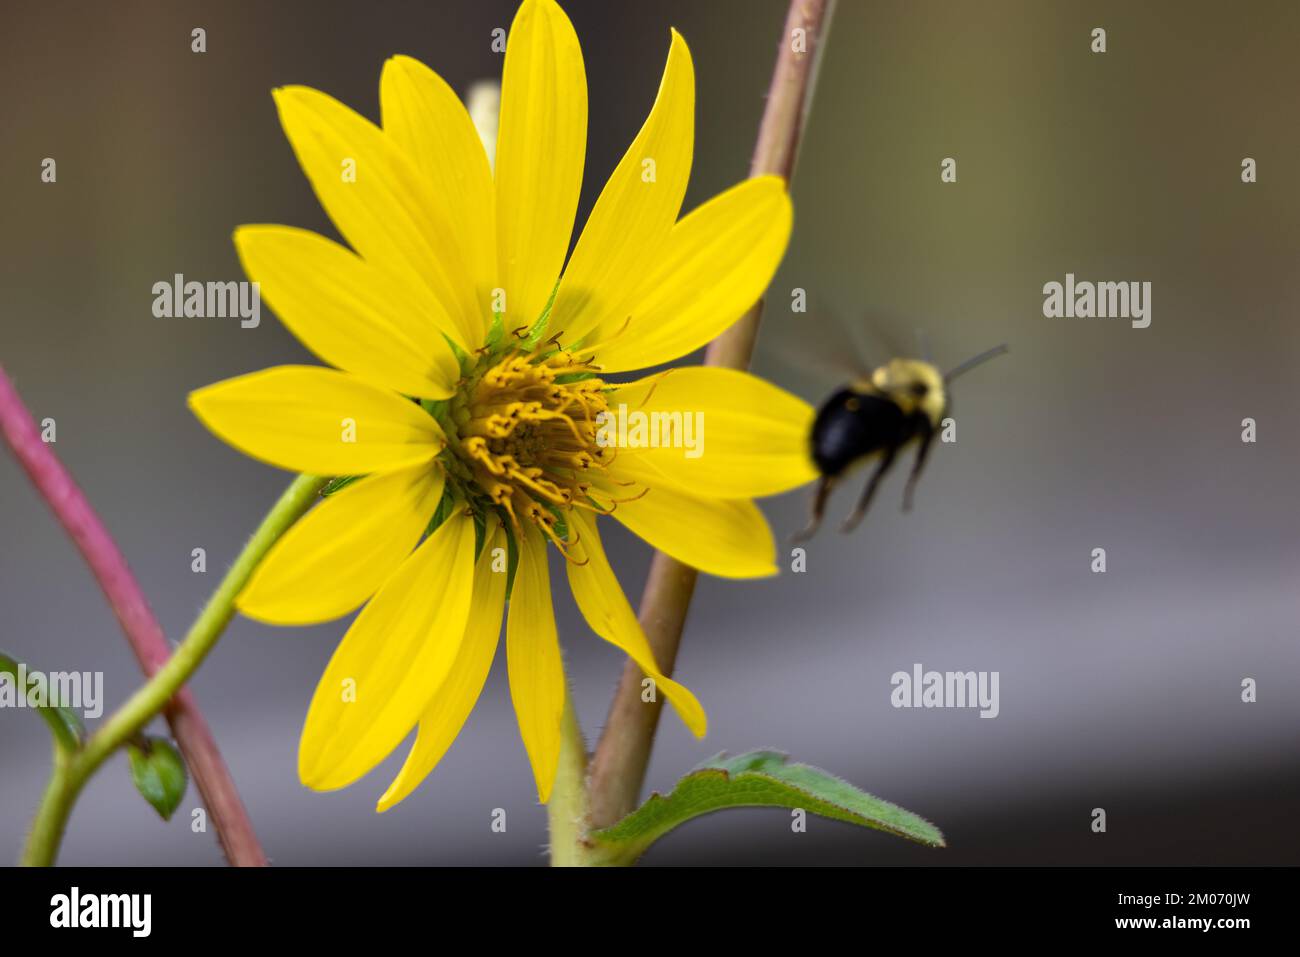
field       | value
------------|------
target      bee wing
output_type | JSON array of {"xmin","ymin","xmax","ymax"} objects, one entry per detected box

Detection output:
[
  {"xmin": 754, "ymin": 299, "xmax": 873, "ymax": 400},
  {"xmin": 843, "ymin": 308, "xmax": 916, "ymax": 368}
]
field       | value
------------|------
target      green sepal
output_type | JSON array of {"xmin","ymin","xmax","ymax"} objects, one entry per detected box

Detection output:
[
  {"xmin": 471, "ymin": 509, "xmax": 489, "ymax": 560},
  {"xmin": 547, "ymin": 506, "xmax": 569, "ymax": 546},
  {"xmin": 587, "ymin": 750, "xmax": 945, "ymax": 864},
  {"xmin": 503, "ymin": 521, "xmax": 520, "ymax": 597},
  {"xmin": 424, "ymin": 488, "xmax": 458, "ymax": 538},
  {"xmin": 522, "ymin": 279, "xmax": 562, "ymax": 350},
  {"xmin": 420, "ymin": 397, "xmax": 449, "ymax": 420},
  {"xmin": 445, "ymin": 331, "xmax": 470, "ymax": 368},
  {"xmin": 553, "ymin": 371, "xmax": 598, "ymax": 385},
  {"xmin": 126, "ymin": 736, "xmax": 188, "ymax": 821},
  {"xmin": 484, "ymin": 311, "xmax": 506, "ymax": 351},
  {"xmin": 319, "ymin": 475, "xmax": 360, "ymax": 497}
]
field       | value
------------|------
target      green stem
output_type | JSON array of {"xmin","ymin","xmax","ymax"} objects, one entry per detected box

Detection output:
[
  {"xmin": 20, "ymin": 473, "xmax": 324, "ymax": 866},
  {"xmin": 546, "ymin": 691, "xmax": 591, "ymax": 866},
  {"xmin": 23, "ymin": 750, "xmax": 76, "ymax": 867}
]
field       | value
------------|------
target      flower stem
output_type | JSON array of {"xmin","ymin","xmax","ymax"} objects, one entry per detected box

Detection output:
[
  {"xmin": 585, "ymin": 0, "xmax": 837, "ymax": 830},
  {"xmin": 66, "ymin": 471, "xmax": 324, "ymax": 795},
  {"xmin": 1, "ymin": 364, "xmax": 287, "ymax": 865},
  {"xmin": 3, "ymin": 365, "xmax": 323, "ymax": 867},
  {"xmin": 22, "ymin": 750, "xmax": 77, "ymax": 869},
  {"xmin": 546, "ymin": 691, "xmax": 590, "ymax": 866}
]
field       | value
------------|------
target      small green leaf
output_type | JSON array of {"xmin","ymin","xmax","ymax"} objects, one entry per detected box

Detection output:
[
  {"xmin": 0, "ymin": 651, "xmax": 84, "ymax": 754},
  {"xmin": 127, "ymin": 737, "xmax": 188, "ymax": 821},
  {"xmin": 589, "ymin": 750, "xmax": 945, "ymax": 864}
]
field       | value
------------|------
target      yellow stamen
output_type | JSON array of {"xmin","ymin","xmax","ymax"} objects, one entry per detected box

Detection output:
[{"xmin": 452, "ymin": 349, "xmax": 618, "ymax": 559}]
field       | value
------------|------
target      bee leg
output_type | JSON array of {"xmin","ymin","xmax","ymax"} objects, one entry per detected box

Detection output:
[
  {"xmin": 792, "ymin": 475, "xmax": 836, "ymax": 543},
  {"xmin": 902, "ymin": 422, "xmax": 936, "ymax": 513},
  {"xmin": 841, "ymin": 446, "xmax": 898, "ymax": 533}
]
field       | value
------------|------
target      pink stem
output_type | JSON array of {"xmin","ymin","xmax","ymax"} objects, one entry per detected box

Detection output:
[
  {"xmin": 586, "ymin": 0, "xmax": 836, "ymax": 828},
  {"xmin": 0, "ymin": 363, "xmax": 267, "ymax": 866}
]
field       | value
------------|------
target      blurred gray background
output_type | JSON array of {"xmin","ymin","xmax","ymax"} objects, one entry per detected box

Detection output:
[{"xmin": 2, "ymin": 0, "xmax": 1298, "ymax": 865}]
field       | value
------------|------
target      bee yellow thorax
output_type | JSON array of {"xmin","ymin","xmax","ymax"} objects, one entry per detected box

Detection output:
[{"xmin": 870, "ymin": 358, "xmax": 946, "ymax": 426}]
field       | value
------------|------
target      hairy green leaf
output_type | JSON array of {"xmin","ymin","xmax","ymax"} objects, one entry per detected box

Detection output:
[{"xmin": 589, "ymin": 750, "xmax": 945, "ymax": 864}]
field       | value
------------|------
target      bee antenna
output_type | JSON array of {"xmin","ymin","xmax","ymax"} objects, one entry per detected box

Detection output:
[{"xmin": 944, "ymin": 344, "xmax": 1008, "ymax": 383}]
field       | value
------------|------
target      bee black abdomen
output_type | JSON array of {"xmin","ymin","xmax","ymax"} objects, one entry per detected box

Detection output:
[{"xmin": 810, "ymin": 389, "xmax": 907, "ymax": 477}]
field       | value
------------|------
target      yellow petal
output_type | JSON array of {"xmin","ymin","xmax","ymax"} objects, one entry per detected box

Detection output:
[
  {"xmin": 234, "ymin": 226, "xmax": 460, "ymax": 399},
  {"xmin": 495, "ymin": 0, "xmax": 587, "ymax": 330},
  {"xmin": 601, "ymin": 480, "xmax": 776, "ymax": 579},
  {"xmin": 587, "ymin": 176, "xmax": 792, "ymax": 371},
  {"xmin": 552, "ymin": 29, "xmax": 693, "ymax": 346},
  {"xmin": 299, "ymin": 512, "xmax": 477, "ymax": 790},
  {"xmin": 273, "ymin": 85, "xmax": 481, "ymax": 349},
  {"xmin": 380, "ymin": 55, "xmax": 496, "ymax": 339},
  {"xmin": 566, "ymin": 511, "xmax": 706, "ymax": 738},
  {"xmin": 237, "ymin": 465, "xmax": 444, "ymax": 626},
  {"xmin": 377, "ymin": 520, "xmax": 508, "ymax": 812},
  {"xmin": 189, "ymin": 365, "xmax": 444, "ymax": 475},
  {"xmin": 506, "ymin": 525, "xmax": 566, "ymax": 803},
  {"xmin": 607, "ymin": 366, "xmax": 817, "ymax": 499}
]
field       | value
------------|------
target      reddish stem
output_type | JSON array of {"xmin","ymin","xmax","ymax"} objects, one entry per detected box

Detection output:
[
  {"xmin": 586, "ymin": 0, "xmax": 836, "ymax": 828},
  {"xmin": 0, "ymin": 363, "xmax": 267, "ymax": 866}
]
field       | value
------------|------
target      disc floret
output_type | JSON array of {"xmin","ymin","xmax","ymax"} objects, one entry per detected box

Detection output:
[{"xmin": 440, "ymin": 341, "xmax": 629, "ymax": 554}]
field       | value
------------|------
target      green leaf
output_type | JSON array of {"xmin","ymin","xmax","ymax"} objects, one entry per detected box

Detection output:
[
  {"xmin": 127, "ymin": 737, "xmax": 188, "ymax": 821},
  {"xmin": 588, "ymin": 750, "xmax": 945, "ymax": 864},
  {"xmin": 0, "ymin": 651, "xmax": 84, "ymax": 754}
]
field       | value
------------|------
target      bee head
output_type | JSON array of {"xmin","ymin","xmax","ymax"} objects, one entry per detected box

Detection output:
[{"xmin": 871, "ymin": 358, "xmax": 946, "ymax": 426}]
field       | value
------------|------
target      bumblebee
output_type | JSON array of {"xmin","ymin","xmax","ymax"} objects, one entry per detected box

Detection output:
[{"xmin": 795, "ymin": 345, "xmax": 1007, "ymax": 540}]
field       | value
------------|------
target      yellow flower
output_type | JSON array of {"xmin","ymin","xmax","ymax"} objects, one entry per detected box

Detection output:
[{"xmin": 188, "ymin": 0, "xmax": 817, "ymax": 809}]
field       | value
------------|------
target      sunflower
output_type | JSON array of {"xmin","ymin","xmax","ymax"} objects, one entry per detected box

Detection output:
[{"xmin": 189, "ymin": 0, "xmax": 817, "ymax": 810}]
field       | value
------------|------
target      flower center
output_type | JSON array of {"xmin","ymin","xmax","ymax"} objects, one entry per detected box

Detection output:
[{"xmin": 446, "ymin": 347, "xmax": 629, "ymax": 552}]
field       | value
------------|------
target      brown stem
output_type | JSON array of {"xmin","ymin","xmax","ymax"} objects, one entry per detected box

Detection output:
[
  {"xmin": 0, "ymin": 364, "xmax": 267, "ymax": 866},
  {"xmin": 586, "ymin": 0, "xmax": 836, "ymax": 829}
]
